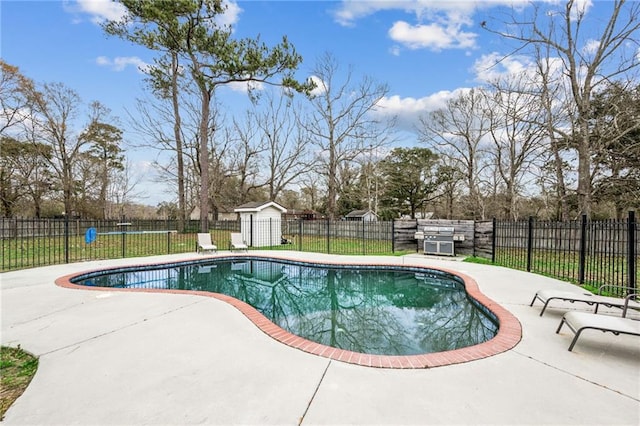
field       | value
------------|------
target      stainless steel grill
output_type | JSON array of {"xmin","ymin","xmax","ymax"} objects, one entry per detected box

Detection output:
[{"xmin": 423, "ymin": 226, "xmax": 455, "ymax": 256}]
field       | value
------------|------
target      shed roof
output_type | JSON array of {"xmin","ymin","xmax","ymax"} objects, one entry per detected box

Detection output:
[
  {"xmin": 234, "ymin": 201, "xmax": 287, "ymax": 213},
  {"xmin": 345, "ymin": 209, "xmax": 376, "ymax": 218}
]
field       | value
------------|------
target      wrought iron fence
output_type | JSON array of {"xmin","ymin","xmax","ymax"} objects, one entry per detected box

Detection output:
[
  {"xmin": 5, "ymin": 213, "xmax": 636, "ymax": 295},
  {"xmin": 0, "ymin": 217, "xmax": 395, "ymax": 272},
  {"xmin": 492, "ymin": 212, "xmax": 638, "ymax": 295}
]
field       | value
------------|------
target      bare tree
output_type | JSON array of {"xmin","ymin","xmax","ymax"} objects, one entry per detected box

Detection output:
[
  {"xmin": 129, "ymin": 83, "xmax": 206, "ymax": 218},
  {"xmin": 483, "ymin": 0, "xmax": 640, "ymax": 217},
  {"xmin": 28, "ymin": 82, "xmax": 98, "ymax": 216},
  {"xmin": 108, "ymin": 158, "xmax": 145, "ymax": 219},
  {"xmin": 300, "ymin": 52, "xmax": 395, "ymax": 219},
  {"xmin": 230, "ymin": 112, "xmax": 266, "ymax": 204},
  {"xmin": 144, "ymin": 52, "xmax": 189, "ymax": 229},
  {"xmin": 418, "ymin": 88, "xmax": 491, "ymax": 219},
  {"xmin": 82, "ymin": 102, "xmax": 124, "ymax": 219},
  {"xmin": 0, "ymin": 60, "xmax": 34, "ymax": 135},
  {"xmin": 252, "ymin": 91, "xmax": 312, "ymax": 202},
  {"xmin": 356, "ymin": 154, "xmax": 385, "ymax": 215},
  {"xmin": 486, "ymin": 72, "xmax": 546, "ymax": 220},
  {"xmin": 299, "ymin": 173, "xmax": 323, "ymax": 213},
  {"xmin": 532, "ymin": 43, "xmax": 575, "ymax": 220}
]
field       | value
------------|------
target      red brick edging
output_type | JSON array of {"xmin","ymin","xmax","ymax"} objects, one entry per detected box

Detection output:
[{"xmin": 55, "ymin": 254, "xmax": 522, "ymax": 369}]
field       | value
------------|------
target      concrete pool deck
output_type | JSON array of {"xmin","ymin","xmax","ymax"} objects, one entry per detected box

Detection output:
[{"xmin": 1, "ymin": 252, "xmax": 639, "ymax": 425}]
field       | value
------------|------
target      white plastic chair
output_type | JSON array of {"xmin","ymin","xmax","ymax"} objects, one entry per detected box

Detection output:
[
  {"xmin": 230, "ymin": 233, "xmax": 248, "ymax": 252},
  {"xmin": 197, "ymin": 233, "xmax": 217, "ymax": 254}
]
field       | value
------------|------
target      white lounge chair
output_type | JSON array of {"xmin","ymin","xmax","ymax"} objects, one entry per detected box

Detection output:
[
  {"xmin": 556, "ymin": 293, "xmax": 640, "ymax": 351},
  {"xmin": 197, "ymin": 233, "xmax": 217, "ymax": 254},
  {"xmin": 230, "ymin": 232, "xmax": 248, "ymax": 252},
  {"xmin": 530, "ymin": 286, "xmax": 640, "ymax": 316}
]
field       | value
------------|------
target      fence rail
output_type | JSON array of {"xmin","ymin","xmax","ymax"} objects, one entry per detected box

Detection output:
[
  {"xmin": 493, "ymin": 212, "xmax": 638, "ymax": 295},
  {"xmin": 2, "ymin": 214, "xmax": 637, "ymax": 295},
  {"xmin": 0, "ymin": 217, "xmax": 397, "ymax": 272}
]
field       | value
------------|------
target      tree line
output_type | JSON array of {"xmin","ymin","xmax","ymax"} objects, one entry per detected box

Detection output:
[{"xmin": 1, "ymin": 0, "xmax": 638, "ymax": 226}]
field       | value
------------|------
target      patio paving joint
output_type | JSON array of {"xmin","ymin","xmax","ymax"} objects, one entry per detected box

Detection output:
[
  {"xmin": 37, "ymin": 298, "xmax": 206, "ymax": 357},
  {"xmin": 298, "ymin": 360, "xmax": 332, "ymax": 425}
]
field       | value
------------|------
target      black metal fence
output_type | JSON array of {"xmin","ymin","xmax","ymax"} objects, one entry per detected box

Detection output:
[
  {"xmin": 492, "ymin": 211, "xmax": 638, "ymax": 295},
  {"xmin": 0, "ymin": 217, "xmax": 396, "ymax": 272},
  {"xmin": 4, "ymin": 213, "xmax": 637, "ymax": 295}
]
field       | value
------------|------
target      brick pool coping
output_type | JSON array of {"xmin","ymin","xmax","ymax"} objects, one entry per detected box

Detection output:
[{"xmin": 55, "ymin": 253, "xmax": 522, "ymax": 369}]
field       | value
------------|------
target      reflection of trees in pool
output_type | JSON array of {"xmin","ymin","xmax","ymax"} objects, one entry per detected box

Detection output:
[
  {"xmin": 413, "ymin": 295, "xmax": 498, "ymax": 353},
  {"xmin": 82, "ymin": 267, "xmax": 181, "ymax": 289},
  {"xmin": 80, "ymin": 260, "xmax": 497, "ymax": 355}
]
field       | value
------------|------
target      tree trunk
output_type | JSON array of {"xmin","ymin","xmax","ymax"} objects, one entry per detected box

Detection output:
[
  {"xmin": 198, "ymin": 87, "xmax": 211, "ymax": 233},
  {"xmin": 576, "ymin": 118, "xmax": 592, "ymax": 218},
  {"xmin": 327, "ymin": 134, "xmax": 337, "ymax": 219},
  {"xmin": 550, "ymin": 138, "xmax": 569, "ymax": 220},
  {"xmin": 170, "ymin": 52, "xmax": 186, "ymax": 232}
]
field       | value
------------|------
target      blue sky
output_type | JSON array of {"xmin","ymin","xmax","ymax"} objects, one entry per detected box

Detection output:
[{"xmin": 1, "ymin": 0, "xmax": 616, "ymax": 205}]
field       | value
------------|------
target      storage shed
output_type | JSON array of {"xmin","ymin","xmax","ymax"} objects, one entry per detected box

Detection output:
[
  {"xmin": 345, "ymin": 209, "xmax": 378, "ymax": 222},
  {"xmin": 234, "ymin": 201, "xmax": 287, "ymax": 247}
]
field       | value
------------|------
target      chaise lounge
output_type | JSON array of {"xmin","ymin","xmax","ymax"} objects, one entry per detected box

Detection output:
[
  {"xmin": 555, "ymin": 293, "xmax": 640, "ymax": 351},
  {"xmin": 197, "ymin": 233, "xmax": 217, "ymax": 254},
  {"xmin": 230, "ymin": 232, "xmax": 248, "ymax": 252},
  {"xmin": 530, "ymin": 286, "xmax": 640, "ymax": 316}
]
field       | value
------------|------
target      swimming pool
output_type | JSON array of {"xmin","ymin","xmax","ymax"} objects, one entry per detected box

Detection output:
[{"xmin": 69, "ymin": 256, "xmax": 499, "ymax": 357}]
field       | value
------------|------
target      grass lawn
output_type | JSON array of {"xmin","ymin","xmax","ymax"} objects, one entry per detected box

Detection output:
[
  {"xmin": 1, "ymin": 232, "xmax": 406, "ymax": 271},
  {"xmin": 0, "ymin": 346, "xmax": 38, "ymax": 420},
  {"xmin": 464, "ymin": 255, "xmax": 637, "ymax": 297}
]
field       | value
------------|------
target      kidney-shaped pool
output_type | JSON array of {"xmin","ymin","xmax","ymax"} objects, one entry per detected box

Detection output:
[{"xmin": 60, "ymin": 255, "xmax": 521, "ymax": 368}]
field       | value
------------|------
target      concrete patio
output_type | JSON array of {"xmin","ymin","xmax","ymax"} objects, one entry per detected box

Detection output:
[{"xmin": 1, "ymin": 252, "xmax": 639, "ymax": 425}]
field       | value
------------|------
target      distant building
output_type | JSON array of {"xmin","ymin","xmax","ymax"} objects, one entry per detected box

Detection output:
[{"xmin": 345, "ymin": 209, "xmax": 378, "ymax": 222}]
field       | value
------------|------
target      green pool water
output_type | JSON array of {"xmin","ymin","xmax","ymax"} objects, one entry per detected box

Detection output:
[{"xmin": 73, "ymin": 257, "xmax": 498, "ymax": 356}]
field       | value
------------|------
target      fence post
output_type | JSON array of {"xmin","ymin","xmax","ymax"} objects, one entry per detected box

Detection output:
[
  {"xmin": 472, "ymin": 220, "xmax": 477, "ymax": 257},
  {"xmin": 64, "ymin": 213, "xmax": 69, "ymax": 264},
  {"xmin": 326, "ymin": 219, "xmax": 330, "ymax": 254},
  {"xmin": 578, "ymin": 214, "xmax": 587, "ymax": 285},
  {"xmin": 392, "ymin": 220, "xmax": 395, "ymax": 253},
  {"xmin": 526, "ymin": 216, "xmax": 533, "ymax": 272},
  {"xmin": 362, "ymin": 220, "xmax": 366, "ymax": 255},
  {"xmin": 628, "ymin": 210, "xmax": 636, "ymax": 293},
  {"xmin": 250, "ymin": 215, "xmax": 254, "ymax": 247},
  {"xmin": 120, "ymin": 217, "xmax": 126, "ymax": 258},
  {"xmin": 491, "ymin": 218, "xmax": 496, "ymax": 263},
  {"xmin": 298, "ymin": 219, "xmax": 303, "ymax": 251}
]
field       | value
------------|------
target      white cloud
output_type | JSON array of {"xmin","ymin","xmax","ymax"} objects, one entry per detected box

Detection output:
[
  {"xmin": 225, "ymin": 80, "xmax": 265, "ymax": 93},
  {"xmin": 308, "ymin": 75, "xmax": 327, "ymax": 96},
  {"xmin": 333, "ymin": 1, "xmax": 598, "ymax": 54},
  {"xmin": 96, "ymin": 56, "xmax": 149, "ymax": 74},
  {"xmin": 70, "ymin": 0, "xmax": 241, "ymax": 28},
  {"xmin": 373, "ymin": 88, "xmax": 471, "ymax": 131},
  {"xmin": 73, "ymin": 0, "xmax": 127, "ymax": 24},
  {"xmin": 472, "ymin": 52, "xmax": 534, "ymax": 83},
  {"xmin": 388, "ymin": 20, "xmax": 477, "ymax": 51},
  {"xmin": 333, "ymin": 1, "xmax": 498, "ymax": 53},
  {"xmin": 217, "ymin": 1, "xmax": 243, "ymax": 28},
  {"xmin": 334, "ymin": 1, "xmax": 483, "ymax": 27},
  {"xmin": 582, "ymin": 39, "xmax": 600, "ymax": 56},
  {"xmin": 570, "ymin": 0, "xmax": 593, "ymax": 21},
  {"xmin": 471, "ymin": 51, "xmax": 569, "ymax": 85}
]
